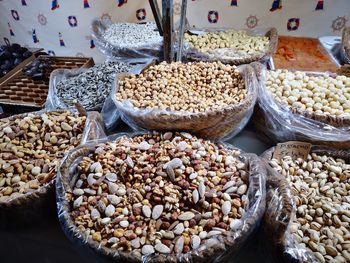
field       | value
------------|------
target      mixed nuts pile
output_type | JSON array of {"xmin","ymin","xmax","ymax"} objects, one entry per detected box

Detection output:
[
  {"xmin": 184, "ymin": 30, "xmax": 269, "ymax": 58},
  {"xmin": 116, "ymin": 61, "xmax": 246, "ymax": 113},
  {"xmin": 68, "ymin": 132, "xmax": 249, "ymax": 257},
  {"xmin": 0, "ymin": 111, "xmax": 86, "ymax": 202},
  {"xmin": 55, "ymin": 61, "xmax": 132, "ymax": 110},
  {"xmin": 269, "ymin": 153, "xmax": 350, "ymax": 263},
  {"xmin": 266, "ymin": 70, "xmax": 350, "ymax": 117}
]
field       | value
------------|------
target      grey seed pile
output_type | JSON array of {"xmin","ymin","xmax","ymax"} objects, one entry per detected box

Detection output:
[
  {"xmin": 56, "ymin": 61, "xmax": 132, "ymax": 110},
  {"xmin": 102, "ymin": 22, "xmax": 162, "ymax": 49}
]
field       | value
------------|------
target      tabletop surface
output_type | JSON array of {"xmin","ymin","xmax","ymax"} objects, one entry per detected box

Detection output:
[{"xmin": 0, "ymin": 122, "xmax": 274, "ymax": 263}]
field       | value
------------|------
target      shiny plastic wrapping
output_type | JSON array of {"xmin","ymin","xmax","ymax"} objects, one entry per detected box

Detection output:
[
  {"xmin": 91, "ymin": 18, "xmax": 163, "ymax": 60},
  {"xmin": 183, "ymin": 28, "xmax": 278, "ymax": 65},
  {"xmin": 56, "ymin": 132, "xmax": 266, "ymax": 263},
  {"xmin": 341, "ymin": 27, "xmax": 350, "ymax": 65},
  {"xmin": 104, "ymin": 63, "xmax": 258, "ymax": 141},
  {"xmin": 261, "ymin": 146, "xmax": 350, "ymax": 263},
  {"xmin": 252, "ymin": 65, "xmax": 350, "ymax": 149},
  {"xmin": 0, "ymin": 109, "xmax": 106, "ymax": 225}
]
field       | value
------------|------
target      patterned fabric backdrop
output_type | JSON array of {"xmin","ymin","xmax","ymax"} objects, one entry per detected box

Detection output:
[{"xmin": 0, "ymin": 0, "xmax": 349, "ymax": 62}]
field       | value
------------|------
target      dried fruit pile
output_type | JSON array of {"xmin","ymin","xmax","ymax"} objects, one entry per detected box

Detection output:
[
  {"xmin": 0, "ymin": 111, "xmax": 86, "ymax": 202},
  {"xmin": 68, "ymin": 132, "xmax": 249, "ymax": 256},
  {"xmin": 269, "ymin": 153, "xmax": 350, "ymax": 263}
]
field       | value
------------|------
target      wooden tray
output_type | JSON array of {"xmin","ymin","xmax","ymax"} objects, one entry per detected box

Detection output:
[{"xmin": 0, "ymin": 55, "xmax": 94, "ymax": 108}]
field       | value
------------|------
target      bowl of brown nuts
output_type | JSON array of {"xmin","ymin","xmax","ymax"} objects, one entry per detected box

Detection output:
[
  {"xmin": 57, "ymin": 131, "xmax": 266, "ymax": 263},
  {"xmin": 183, "ymin": 28, "xmax": 278, "ymax": 65},
  {"xmin": 253, "ymin": 69, "xmax": 350, "ymax": 149},
  {"xmin": 262, "ymin": 145, "xmax": 350, "ymax": 263},
  {"xmin": 0, "ymin": 110, "xmax": 104, "ymax": 223},
  {"xmin": 112, "ymin": 61, "xmax": 258, "ymax": 140}
]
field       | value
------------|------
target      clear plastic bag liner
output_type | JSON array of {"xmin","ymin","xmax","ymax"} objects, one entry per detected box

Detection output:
[
  {"xmin": 91, "ymin": 17, "xmax": 163, "ymax": 60},
  {"xmin": 252, "ymin": 65, "xmax": 350, "ymax": 147},
  {"xmin": 56, "ymin": 131, "xmax": 266, "ymax": 263},
  {"xmin": 183, "ymin": 27, "xmax": 277, "ymax": 65},
  {"xmin": 0, "ymin": 109, "xmax": 106, "ymax": 225},
  {"xmin": 104, "ymin": 63, "xmax": 258, "ymax": 141}
]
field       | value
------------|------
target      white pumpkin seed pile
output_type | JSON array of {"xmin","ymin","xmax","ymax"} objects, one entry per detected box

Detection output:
[
  {"xmin": 269, "ymin": 153, "xmax": 350, "ymax": 263},
  {"xmin": 68, "ymin": 132, "xmax": 249, "ymax": 257},
  {"xmin": 0, "ymin": 111, "xmax": 86, "ymax": 202},
  {"xmin": 55, "ymin": 61, "xmax": 132, "ymax": 110},
  {"xmin": 102, "ymin": 22, "xmax": 162, "ymax": 49}
]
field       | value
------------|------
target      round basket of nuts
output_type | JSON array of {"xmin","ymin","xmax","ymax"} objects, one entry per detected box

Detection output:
[
  {"xmin": 183, "ymin": 28, "xmax": 278, "ymax": 65},
  {"xmin": 253, "ymin": 69, "xmax": 350, "ymax": 149},
  {"xmin": 0, "ymin": 110, "xmax": 105, "ymax": 223},
  {"xmin": 341, "ymin": 27, "xmax": 350, "ymax": 65},
  {"xmin": 91, "ymin": 18, "xmax": 163, "ymax": 60},
  {"xmin": 56, "ymin": 131, "xmax": 266, "ymax": 263},
  {"xmin": 111, "ymin": 61, "xmax": 258, "ymax": 141},
  {"xmin": 261, "ymin": 145, "xmax": 350, "ymax": 263}
]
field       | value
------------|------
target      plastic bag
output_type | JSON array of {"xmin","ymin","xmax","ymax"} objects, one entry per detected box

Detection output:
[
  {"xmin": 56, "ymin": 131, "xmax": 266, "ymax": 263},
  {"xmin": 341, "ymin": 27, "xmax": 350, "ymax": 65},
  {"xmin": 104, "ymin": 62, "xmax": 259, "ymax": 141},
  {"xmin": 252, "ymin": 65, "xmax": 350, "ymax": 149},
  {"xmin": 261, "ymin": 145, "xmax": 350, "ymax": 263},
  {"xmin": 0, "ymin": 109, "xmax": 106, "ymax": 226},
  {"xmin": 183, "ymin": 27, "xmax": 278, "ymax": 65},
  {"xmin": 91, "ymin": 17, "xmax": 163, "ymax": 60}
]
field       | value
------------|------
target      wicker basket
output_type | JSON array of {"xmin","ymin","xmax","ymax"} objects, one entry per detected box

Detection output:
[
  {"xmin": 341, "ymin": 27, "xmax": 350, "ymax": 64},
  {"xmin": 0, "ymin": 110, "xmax": 104, "ymax": 225},
  {"xmin": 252, "ymin": 69, "xmax": 350, "ymax": 149},
  {"xmin": 56, "ymin": 135, "xmax": 266, "ymax": 263},
  {"xmin": 261, "ymin": 145, "xmax": 350, "ymax": 263},
  {"xmin": 114, "ymin": 64, "xmax": 257, "ymax": 140},
  {"xmin": 184, "ymin": 28, "xmax": 278, "ymax": 65}
]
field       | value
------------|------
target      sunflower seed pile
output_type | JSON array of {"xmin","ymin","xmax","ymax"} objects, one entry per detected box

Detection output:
[
  {"xmin": 68, "ymin": 132, "xmax": 249, "ymax": 258},
  {"xmin": 55, "ymin": 61, "xmax": 132, "ymax": 110},
  {"xmin": 102, "ymin": 22, "xmax": 162, "ymax": 49}
]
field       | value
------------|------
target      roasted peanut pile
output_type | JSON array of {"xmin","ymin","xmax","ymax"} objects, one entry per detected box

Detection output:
[
  {"xmin": 68, "ymin": 132, "xmax": 249, "ymax": 257},
  {"xmin": 267, "ymin": 70, "xmax": 350, "ymax": 117},
  {"xmin": 269, "ymin": 153, "xmax": 350, "ymax": 263},
  {"xmin": 184, "ymin": 30, "xmax": 269, "ymax": 58},
  {"xmin": 116, "ymin": 61, "xmax": 246, "ymax": 113},
  {"xmin": 0, "ymin": 111, "xmax": 86, "ymax": 202}
]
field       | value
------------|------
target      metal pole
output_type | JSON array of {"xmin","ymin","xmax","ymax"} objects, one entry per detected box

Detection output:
[
  {"xmin": 162, "ymin": 0, "xmax": 174, "ymax": 62},
  {"xmin": 176, "ymin": 0, "xmax": 188, "ymax": 61},
  {"xmin": 148, "ymin": 0, "xmax": 163, "ymax": 36}
]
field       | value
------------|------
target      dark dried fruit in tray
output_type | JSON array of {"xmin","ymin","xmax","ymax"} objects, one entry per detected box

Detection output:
[
  {"xmin": 22, "ymin": 56, "xmax": 51, "ymax": 81},
  {"xmin": 0, "ymin": 43, "xmax": 33, "ymax": 78}
]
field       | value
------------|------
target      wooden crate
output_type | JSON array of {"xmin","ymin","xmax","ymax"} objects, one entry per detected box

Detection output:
[{"xmin": 0, "ymin": 55, "xmax": 94, "ymax": 109}]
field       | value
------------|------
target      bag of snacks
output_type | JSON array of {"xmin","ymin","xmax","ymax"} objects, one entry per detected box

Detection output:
[
  {"xmin": 0, "ymin": 110, "xmax": 106, "ymax": 224},
  {"xmin": 104, "ymin": 61, "xmax": 258, "ymax": 141},
  {"xmin": 183, "ymin": 28, "xmax": 278, "ymax": 65},
  {"xmin": 261, "ymin": 145, "xmax": 350, "ymax": 263},
  {"xmin": 46, "ymin": 60, "xmax": 137, "ymax": 111},
  {"xmin": 341, "ymin": 27, "xmax": 350, "ymax": 65},
  {"xmin": 91, "ymin": 17, "xmax": 163, "ymax": 60},
  {"xmin": 56, "ymin": 131, "xmax": 266, "ymax": 263},
  {"xmin": 253, "ymin": 67, "xmax": 350, "ymax": 149}
]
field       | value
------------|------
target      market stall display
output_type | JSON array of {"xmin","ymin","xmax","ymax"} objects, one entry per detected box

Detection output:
[
  {"xmin": 0, "ymin": 110, "xmax": 105, "ymax": 222},
  {"xmin": 0, "ymin": 55, "xmax": 94, "ymax": 109},
  {"xmin": 91, "ymin": 18, "xmax": 163, "ymax": 60},
  {"xmin": 57, "ymin": 132, "xmax": 265, "ymax": 262},
  {"xmin": 47, "ymin": 60, "xmax": 133, "ymax": 111},
  {"xmin": 272, "ymin": 36, "xmax": 339, "ymax": 72},
  {"xmin": 110, "ymin": 61, "xmax": 257, "ymax": 140},
  {"xmin": 183, "ymin": 28, "xmax": 278, "ymax": 65},
  {"xmin": 253, "ymin": 68, "xmax": 350, "ymax": 149},
  {"xmin": 341, "ymin": 27, "xmax": 350, "ymax": 64},
  {"xmin": 262, "ymin": 145, "xmax": 350, "ymax": 263}
]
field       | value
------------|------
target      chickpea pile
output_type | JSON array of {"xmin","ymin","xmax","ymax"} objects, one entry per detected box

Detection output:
[
  {"xmin": 184, "ymin": 30, "xmax": 269, "ymax": 57},
  {"xmin": 266, "ymin": 70, "xmax": 350, "ymax": 117},
  {"xmin": 116, "ymin": 61, "xmax": 246, "ymax": 113}
]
